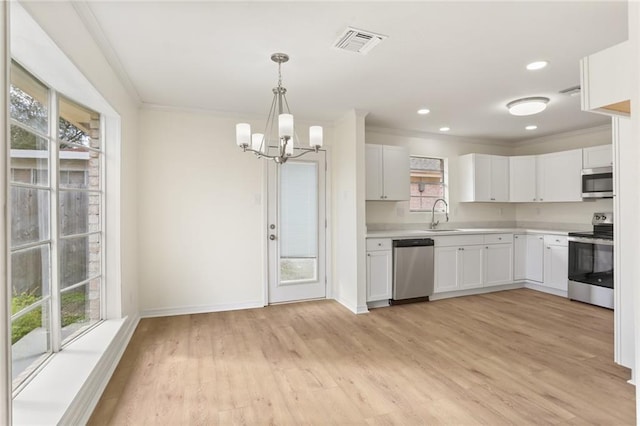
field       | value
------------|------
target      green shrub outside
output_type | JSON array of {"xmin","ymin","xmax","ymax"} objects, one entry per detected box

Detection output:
[{"xmin": 11, "ymin": 290, "xmax": 87, "ymax": 344}]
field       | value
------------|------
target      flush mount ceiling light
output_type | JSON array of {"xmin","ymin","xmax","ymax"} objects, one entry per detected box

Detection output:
[
  {"xmin": 236, "ymin": 53, "xmax": 322, "ymax": 164},
  {"xmin": 507, "ymin": 97, "xmax": 550, "ymax": 116},
  {"xmin": 526, "ymin": 60, "xmax": 549, "ymax": 71},
  {"xmin": 417, "ymin": 108, "xmax": 430, "ymax": 115},
  {"xmin": 439, "ymin": 127, "xmax": 450, "ymax": 132},
  {"xmin": 525, "ymin": 125, "xmax": 538, "ymax": 130}
]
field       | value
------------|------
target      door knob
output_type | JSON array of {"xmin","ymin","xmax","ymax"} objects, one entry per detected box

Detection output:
[{"xmin": 269, "ymin": 234, "xmax": 277, "ymax": 240}]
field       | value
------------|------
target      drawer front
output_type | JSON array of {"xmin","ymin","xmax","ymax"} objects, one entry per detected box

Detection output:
[
  {"xmin": 434, "ymin": 234, "xmax": 484, "ymax": 247},
  {"xmin": 366, "ymin": 238, "xmax": 392, "ymax": 251},
  {"xmin": 544, "ymin": 235, "xmax": 568, "ymax": 246},
  {"xmin": 484, "ymin": 233, "xmax": 513, "ymax": 244}
]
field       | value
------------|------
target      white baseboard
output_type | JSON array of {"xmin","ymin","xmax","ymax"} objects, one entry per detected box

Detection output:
[
  {"xmin": 367, "ymin": 299, "xmax": 390, "ymax": 309},
  {"xmin": 140, "ymin": 300, "xmax": 264, "ymax": 318},
  {"xmin": 61, "ymin": 315, "xmax": 140, "ymax": 425},
  {"xmin": 430, "ymin": 283, "xmax": 524, "ymax": 301},
  {"xmin": 523, "ymin": 282, "xmax": 568, "ymax": 298},
  {"xmin": 334, "ymin": 297, "xmax": 368, "ymax": 314},
  {"xmin": 356, "ymin": 304, "xmax": 370, "ymax": 314}
]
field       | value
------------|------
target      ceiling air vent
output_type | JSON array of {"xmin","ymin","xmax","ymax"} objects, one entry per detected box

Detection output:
[
  {"xmin": 333, "ymin": 27, "xmax": 387, "ymax": 55},
  {"xmin": 559, "ymin": 85, "xmax": 581, "ymax": 97}
]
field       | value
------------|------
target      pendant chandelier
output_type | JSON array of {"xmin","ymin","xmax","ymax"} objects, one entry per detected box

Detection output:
[{"xmin": 235, "ymin": 53, "xmax": 323, "ymax": 164}]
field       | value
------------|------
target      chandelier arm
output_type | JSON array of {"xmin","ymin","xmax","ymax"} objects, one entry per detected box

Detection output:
[
  {"xmin": 286, "ymin": 146, "xmax": 320, "ymax": 160},
  {"xmin": 244, "ymin": 146, "xmax": 282, "ymax": 161}
]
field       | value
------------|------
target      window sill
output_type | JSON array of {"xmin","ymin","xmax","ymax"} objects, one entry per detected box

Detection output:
[{"xmin": 12, "ymin": 317, "xmax": 135, "ymax": 425}]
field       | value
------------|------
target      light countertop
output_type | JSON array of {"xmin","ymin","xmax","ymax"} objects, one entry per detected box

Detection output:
[{"xmin": 366, "ymin": 228, "xmax": 573, "ymax": 239}]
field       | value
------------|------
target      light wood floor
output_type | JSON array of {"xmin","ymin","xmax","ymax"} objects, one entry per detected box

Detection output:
[{"xmin": 88, "ymin": 289, "xmax": 635, "ymax": 425}]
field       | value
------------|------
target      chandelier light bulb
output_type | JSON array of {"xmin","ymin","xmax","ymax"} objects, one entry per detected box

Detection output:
[
  {"xmin": 310, "ymin": 126, "xmax": 323, "ymax": 148},
  {"xmin": 236, "ymin": 123, "xmax": 251, "ymax": 147},
  {"xmin": 251, "ymin": 133, "xmax": 264, "ymax": 152},
  {"xmin": 279, "ymin": 114, "xmax": 294, "ymax": 138}
]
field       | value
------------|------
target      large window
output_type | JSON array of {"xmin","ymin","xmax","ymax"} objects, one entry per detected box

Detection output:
[
  {"xmin": 409, "ymin": 156, "xmax": 447, "ymax": 212},
  {"xmin": 9, "ymin": 62, "xmax": 103, "ymax": 389}
]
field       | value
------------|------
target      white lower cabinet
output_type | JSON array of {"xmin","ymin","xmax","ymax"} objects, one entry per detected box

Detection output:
[
  {"xmin": 459, "ymin": 246, "xmax": 484, "ymax": 289},
  {"xmin": 525, "ymin": 235, "xmax": 544, "ymax": 283},
  {"xmin": 435, "ymin": 246, "xmax": 484, "ymax": 293},
  {"xmin": 513, "ymin": 234, "xmax": 527, "ymax": 280},
  {"xmin": 543, "ymin": 235, "xmax": 568, "ymax": 291},
  {"xmin": 366, "ymin": 239, "xmax": 392, "ymax": 302},
  {"xmin": 434, "ymin": 246, "xmax": 459, "ymax": 293},
  {"xmin": 484, "ymin": 243, "xmax": 513, "ymax": 286},
  {"xmin": 434, "ymin": 234, "xmax": 513, "ymax": 293}
]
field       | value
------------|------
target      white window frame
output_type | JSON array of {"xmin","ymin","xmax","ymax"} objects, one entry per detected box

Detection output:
[
  {"xmin": 409, "ymin": 155, "xmax": 449, "ymax": 213},
  {"xmin": 6, "ymin": 0, "xmax": 123, "ymax": 403}
]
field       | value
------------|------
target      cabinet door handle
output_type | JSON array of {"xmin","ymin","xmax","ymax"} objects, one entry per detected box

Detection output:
[
  {"xmin": 540, "ymin": 198, "xmax": 543, "ymax": 201},
  {"xmin": 515, "ymin": 236, "xmax": 519, "ymax": 239},
  {"xmin": 498, "ymin": 237, "xmax": 502, "ymax": 240},
  {"xmin": 491, "ymin": 198, "xmax": 495, "ymax": 201},
  {"xmin": 367, "ymin": 253, "xmax": 371, "ymax": 256},
  {"xmin": 547, "ymin": 246, "xmax": 550, "ymax": 249},
  {"xmin": 533, "ymin": 198, "xmax": 536, "ymax": 201}
]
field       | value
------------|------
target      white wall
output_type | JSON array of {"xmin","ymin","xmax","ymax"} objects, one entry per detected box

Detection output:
[
  {"xmin": 332, "ymin": 110, "xmax": 368, "ymax": 313},
  {"xmin": 137, "ymin": 108, "xmax": 267, "ymax": 315},
  {"xmin": 365, "ymin": 127, "xmax": 516, "ymax": 227},
  {"xmin": 366, "ymin": 125, "xmax": 614, "ymax": 228},
  {"xmin": 19, "ymin": 1, "xmax": 140, "ymax": 319}
]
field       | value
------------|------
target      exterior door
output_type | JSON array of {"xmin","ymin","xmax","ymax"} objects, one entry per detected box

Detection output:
[{"xmin": 267, "ymin": 151, "xmax": 326, "ymax": 303}]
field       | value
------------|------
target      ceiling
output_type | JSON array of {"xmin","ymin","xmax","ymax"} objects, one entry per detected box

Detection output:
[{"xmin": 79, "ymin": 1, "xmax": 628, "ymax": 142}]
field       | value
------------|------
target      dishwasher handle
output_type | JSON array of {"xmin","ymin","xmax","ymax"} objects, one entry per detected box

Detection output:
[{"xmin": 393, "ymin": 238, "xmax": 434, "ymax": 248}]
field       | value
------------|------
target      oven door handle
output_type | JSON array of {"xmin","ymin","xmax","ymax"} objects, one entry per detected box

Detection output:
[{"xmin": 567, "ymin": 236, "xmax": 614, "ymax": 246}]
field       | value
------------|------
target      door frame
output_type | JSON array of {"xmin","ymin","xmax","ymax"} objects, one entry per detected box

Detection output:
[{"xmin": 261, "ymin": 146, "xmax": 331, "ymax": 305}]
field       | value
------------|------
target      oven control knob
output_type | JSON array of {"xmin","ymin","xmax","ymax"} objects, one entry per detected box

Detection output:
[
  {"xmin": 595, "ymin": 215, "xmax": 601, "ymax": 220},
  {"xmin": 601, "ymin": 215, "xmax": 606, "ymax": 220}
]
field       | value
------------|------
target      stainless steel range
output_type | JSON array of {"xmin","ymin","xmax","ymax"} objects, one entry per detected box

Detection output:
[{"xmin": 567, "ymin": 213, "xmax": 614, "ymax": 309}]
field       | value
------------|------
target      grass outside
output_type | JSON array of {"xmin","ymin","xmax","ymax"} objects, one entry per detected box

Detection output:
[{"xmin": 11, "ymin": 290, "xmax": 87, "ymax": 344}]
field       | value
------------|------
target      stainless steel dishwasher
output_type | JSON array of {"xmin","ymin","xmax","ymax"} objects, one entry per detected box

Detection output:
[{"xmin": 391, "ymin": 238, "xmax": 435, "ymax": 304}]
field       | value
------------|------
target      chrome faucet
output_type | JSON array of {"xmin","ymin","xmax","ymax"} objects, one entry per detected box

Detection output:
[{"xmin": 430, "ymin": 198, "xmax": 449, "ymax": 229}]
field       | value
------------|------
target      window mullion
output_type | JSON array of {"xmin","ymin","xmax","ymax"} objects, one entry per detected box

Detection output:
[{"xmin": 49, "ymin": 90, "xmax": 62, "ymax": 353}]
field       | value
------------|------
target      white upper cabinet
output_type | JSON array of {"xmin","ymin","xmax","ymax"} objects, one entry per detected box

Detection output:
[
  {"xmin": 536, "ymin": 149, "xmax": 582, "ymax": 202},
  {"xmin": 583, "ymin": 144, "xmax": 613, "ymax": 169},
  {"xmin": 459, "ymin": 154, "xmax": 509, "ymax": 202},
  {"xmin": 580, "ymin": 40, "xmax": 630, "ymax": 117},
  {"xmin": 509, "ymin": 156, "xmax": 537, "ymax": 202},
  {"xmin": 365, "ymin": 144, "xmax": 410, "ymax": 201}
]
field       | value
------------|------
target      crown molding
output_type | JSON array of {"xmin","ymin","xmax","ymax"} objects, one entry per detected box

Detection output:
[
  {"xmin": 511, "ymin": 124, "xmax": 612, "ymax": 147},
  {"xmin": 365, "ymin": 125, "xmax": 514, "ymax": 147},
  {"xmin": 72, "ymin": 1, "xmax": 142, "ymax": 105}
]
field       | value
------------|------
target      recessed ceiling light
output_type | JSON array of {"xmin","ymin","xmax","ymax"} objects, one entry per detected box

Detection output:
[
  {"xmin": 417, "ymin": 108, "xmax": 430, "ymax": 115},
  {"xmin": 526, "ymin": 61, "xmax": 549, "ymax": 71},
  {"xmin": 507, "ymin": 97, "xmax": 550, "ymax": 116},
  {"xmin": 525, "ymin": 125, "xmax": 538, "ymax": 130},
  {"xmin": 439, "ymin": 127, "xmax": 450, "ymax": 132}
]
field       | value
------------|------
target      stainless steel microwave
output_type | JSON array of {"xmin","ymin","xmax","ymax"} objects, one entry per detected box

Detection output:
[{"xmin": 582, "ymin": 167, "xmax": 613, "ymax": 198}]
